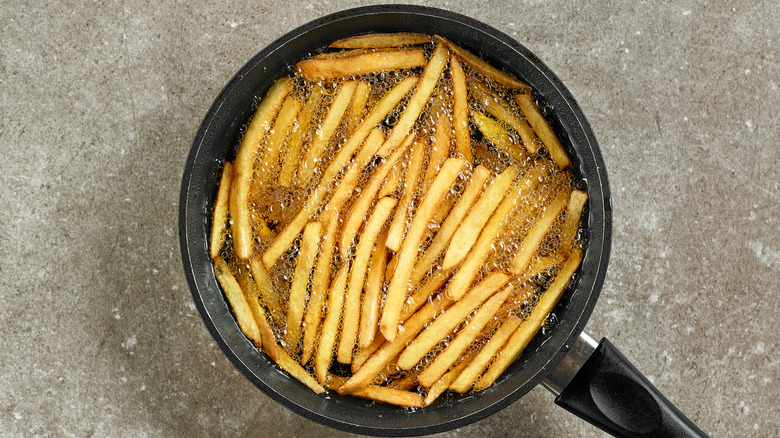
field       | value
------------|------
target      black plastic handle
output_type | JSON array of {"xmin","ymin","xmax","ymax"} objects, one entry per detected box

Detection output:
[{"xmin": 555, "ymin": 338, "xmax": 708, "ymax": 437}]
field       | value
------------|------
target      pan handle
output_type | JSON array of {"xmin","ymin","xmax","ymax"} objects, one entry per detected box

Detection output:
[{"xmin": 543, "ymin": 333, "xmax": 708, "ymax": 437}]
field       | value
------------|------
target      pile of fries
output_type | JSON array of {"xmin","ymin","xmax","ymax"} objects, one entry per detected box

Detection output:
[{"xmin": 209, "ymin": 32, "xmax": 588, "ymax": 407}]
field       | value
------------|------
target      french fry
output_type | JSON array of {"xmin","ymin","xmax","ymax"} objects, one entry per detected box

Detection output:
[
  {"xmin": 447, "ymin": 166, "xmax": 546, "ymax": 300},
  {"xmin": 235, "ymin": 269, "xmax": 279, "ymax": 361},
  {"xmin": 213, "ymin": 257, "xmax": 262, "ymax": 347},
  {"xmin": 437, "ymin": 36, "xmax": 532, "ymax": 93},
  {"xmin": 400, "ymin": 268, "xmax": 451, "ymax": 321},
  {"xmin": 327, "ymin": 375, "xmax": 424, "ymax": 408},
  {"xmin": 380, "ymin": 158, "xmax": 466, "ymax": 342},
  {"xmin": 422, "ymin": 111, "xmax": 452, "ymax": 188},
  {"xmin": 474, "ymin": 249, "xmax": 583, "ymax": 391},
  {"xmin": 352, "ymin": 332, "xmax": 385, "ymax": 373},
  {"xmin": 418, "ymin": 285, "xmax": 513, "ymax": 388},
  {"xmin": 385, "ymin": 137, "xmax": 426, "ymax": 252},
  {"xmin": 301, "ymin": 210, "xmax": 339, "ymax": 365},
  {"xmin": 339, "ymin": 134, "xmax": 412, "ymax": 257},
  {"xmin": 442, "ymin": 166, "xmax": 518, "ymax": 270},
  {"xmin": 279, "ymin": 84, "xmax": 325, "ymax": 187},
  {"xmin": 449, "ymin": 314, "xmax": 522, "ymax": 393},
  {"xmin": 210, "ymin": 162, "xmax": 232, "ymax": 260},
  {"xmin": 295, "ymin": 48, "xmax": 427, "ymax": 80},
  {"xmin": 329, "ymin": 32, "xmax": 431, "ymax": 49},
  {"xmin": 410, "ymin": 165, "xmax": 491, "ymax": 285},
  {"xmin": 522, "ymin": 253, "xmax": 565, "ymax": 282},
  {"xmin": 286, "ymin": 221, "xmax": 323, "ymax": 350},
  {"xmin": 424, "ymin": 355, "xmax": 471, "ymax": 405},
  {"xmin": 348, "ymin": 81, "xmax": 371, "ymax": 130},
  {"xmin": 377, "ymin": 44, "xmax": 449, "ymax": 156},
  {"xmin": 231, "ymin": 78, "xmax": 293, "ymax": 259},
  {"xmin": 450, "ymin": 55, "xmax": 471, "ymax": 162},
  {"xmin": 249, "ymin": 256, "xmax": 284, "ymax": 323},
  {"xmin": 314, "ymin": 264, "xmax": 349, "ymax": 383},
  {"xmin": 256, "ymin": 95, "xmax": 302, "ymax": 187},
  {"xmin": 298, "ymin": 81, "xmax": 357, "ymax": 186},
  {"xmin": 471, "ymin": 110, "xmax": 526, "ymax": 162},
  {"xmin": 338, "ymin": 197, "xmax": 398, "ymax": 364},
  {"xmin": 509, "ymin": 188, "xmax": 569, "ymax": 275},
  {"xmin": 353, "ymin": 127, "xmax": 387, "ymax": 173},
  {"xmin": 359, "ymin": 228, "xmax": 389, "ymax": 349},
  {"xmin": 472, "ymin": 80, "xmax": 539, "ymax": 155},
  {"xmin": 397, "ymin": 272, "xmax": 511, "ymax": 370},
  {"xmin": 377, "ymin": 155, "xmax": 404, "ymax": 198},
  {"xmin": 515, "ymin": 93, "xmax": 572, "ymax": 169},
  {"xmin": 390, "ymin": 373, "xmax": 418, "ymax": 391},
  {"xmin": 275, "ymin": 347, "xmax": 325, "ymax": 394},
  {"xmin": 561, "ymin": 189, "xmax": 588, "ymax": 252}
]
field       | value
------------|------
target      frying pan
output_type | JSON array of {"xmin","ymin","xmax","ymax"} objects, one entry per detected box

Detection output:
[{"xmin": 179, "ymin": 5, "xmax": 707, "ymax": 437}]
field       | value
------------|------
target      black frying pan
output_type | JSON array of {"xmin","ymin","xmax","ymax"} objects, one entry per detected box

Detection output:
[{"xmin": 179, "ymin": 5, "xmax": 706, "ymax": 437}]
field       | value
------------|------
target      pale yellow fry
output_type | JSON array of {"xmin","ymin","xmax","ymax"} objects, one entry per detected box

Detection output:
[
  {"xmin": 353, "ymin": 127, "xmax": 387, "ymax": 174},
  {"xmin": 256, "ymin": 95, "xmax": 301, "ymax": 188},
  {"xmin": 475, "ymin": 249, "xmax": 583, "ymax": 391},
  {"xmin": 338, "ymin": 197, "xmax": 398, "ymax": 364},
  {"xmin": 275, "ymin": 347, "xmax": 325, "ymax": 394},
  {"xmin": 397, "ymin": 272, "xmax": 511, "ymax": 370},
  {"xmin": 472, "ymin": 80, "xmax": 539, "ymax": 155},
  {"xmin": 449, "ymin": 315, "xmax": 522, "ymax": 393},
  {"xmin": 437, "ymin": 36, "xmax": 532, "ymax": 93},
  {"xmin": 561, "ymin": 189, "xmax": 588, "ymax": 252},
  {"xmin": 301, "ymin": 210, "xmax": 340, "ymax": 365},
  {"xmin": 286, "ymin": 221, "xmax": 323, "ymax": 350},
  {"xmin": 279, "ymin": 84, "xmax": 325, "ymax": 187},
  {"xmin": 231, "ymin": 78, "xmax": 293, "ymax": 259},
  {"xmin": 330, "ymin": 32, "xmax": 431, "ymax": 49},
  {"xmin": 450, "ymin": 55, "xmax": 472, "ymax": 162},
  {"xmin": 377, "ymin": 44, "xmax": 449, "ymax": 156},
  {"xmin": 381, "ymin": 158, "xmax": 466, "ymax": 342},
  {"xmin": 298, "ymin": 81, "xmax": 357, "ymax": 186},
  {"xmin": 509, "ymin": 189, "xmax": 569, "ymax": 275},
  {"xmin": 447, "ymin": 166, "xmax": 546, "ymax": 300},
  {"xmin": 296, "ymin": 48, "xmax": 427, "ymax": 80},
  {"xmin": 422, "ymin": 111, "xmax": 452, "ymax": 187},
  {"xmin": 249, "ymin": 257, "xmax": 284, "ymax": 324},
  {"xmin": 348, "ymin": 81, "xmax": 371, "ymax": 130},
  {"xmin": 515, "ymin": 93, "xmax": 572, "ymax": 169},
  {"xmin": 327, "ymin": 375, "xmax": 424, "ymax": 408},
  {"xmin": 410, "ymin": 165, "xmax": 491, "ymax": 285},
  {"xmin": 352, "ymin": 332, "xmax": 385, "ymax": 373},
  {"xmin": 442, "ymin": 166, "xmax": 518, "ymax": 270},
  {"xmin": 472, "ymin": 110, "xmax": 525, "ymax": 162},
  {"xmin": 339, "ymin": 135, "xmax": 412, "ymax": 257},
  {"xmin": 213, "ymin": 258, "xmax": 262, "ymax": 347},
  {"xmin": 377, "ymin": 155, "xmax": 404, "ymax": 198},
  {"xmin": 385, "ymin": 137, "xmax": 426, "ymax": 252},
  {"xmin": 424, "ymin": 355, "xmax": 471, "ymax": 405},
  {"xmin": 358, "ymin": 228, "xmax": 389, "ymax": 349},
  {"xmin": 338, "ymin": 292, "xmax": 455, "ymax": 394},
  {"xmin": 418, "ymin": 285, "xmax": 513, "ymax": 388},
  {"xmin": 235, "ymin": 268, "xmax": 279, "ymax": 361},
  {"xmin": 210, "ymin": 162, "xmax": 233, "ymax": 260},
  {"xmin": 314, "ymin": 264, "xmax": 349, "ymax": 383}
]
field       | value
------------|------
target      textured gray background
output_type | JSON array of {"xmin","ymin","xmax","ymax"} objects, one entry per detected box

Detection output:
[{"xmin": 1, "ymin": 1, "xmax": 778, "ymax": 437}]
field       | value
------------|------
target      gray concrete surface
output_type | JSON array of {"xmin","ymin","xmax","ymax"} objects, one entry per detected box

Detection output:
[{"xmin": 1, "ymin": 1, "xmax": 778, "ymax": 437}]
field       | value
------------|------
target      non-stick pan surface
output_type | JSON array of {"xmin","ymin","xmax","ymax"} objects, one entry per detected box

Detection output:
[{"xmin": 179, "ymin": 5, "xmax": 611, "ymax": 436}]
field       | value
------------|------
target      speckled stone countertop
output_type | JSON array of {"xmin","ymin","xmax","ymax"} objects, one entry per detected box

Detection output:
[{"xmin": 1, "ymin": 1, "xmax": 777, "ymax": 437}]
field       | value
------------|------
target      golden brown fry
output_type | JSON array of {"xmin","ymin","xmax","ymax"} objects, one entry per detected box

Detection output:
[
  {"xmin": 515, "ymin": 93, "xmax": 572, "ymax": 169},
  {"xmin": 410, "ymin": 165, "xmax": 491, "ymax": 285},
  {"xmin": 279, "ymin": 84, "xmax": 325, "ymax": 187},
  {"xmin": 296, "ymin": 48, "xmax": 427, "ymax": 80},
  {"xmin": 450, "ymin": 55, "xmax": 472, "ymax": 162},
  {"xmin": 256, "ymin": 95, "xmax": 302, "ymax": 187},
  {"xmin": 359, "ymin": 228, "xmax": 389, "ymax": 349},
  {"xmin": 509, "ymin": 189, "xmax": 569, "ymax": 275},
  {"xmin": 422, "ymin": 111, "xmax": 452, "ymax": 188},
  {"xmin": 447, "ymin": 166, "xmax": 546, "ymax": 300},
  {"xmin": 522, "ymin": 253, "xmax": 565, "ymax": 282},
  {"xmin": 437, "ymin": 36, "xmax": 532, "ymax": 93},
  {"xmin": 352, "ymin": 332, "xmax": 385, "ymax": 373},
  {"xmin": 249, "ymin": 256, "xmax": 284, "ymax": 322},
  {"xmin": 442, "ymin": 166, "xmax": 518, "ymax": 270},
  {"xmin": 235, "ymin": 268, "xmax": 279, "ymax": 361},
  {"xmin": 561, "ymin": 189, "xmax": 588, "ymax": 251},
  {"xmin": 472, "ymin": 80, "xmax": 539, "ymax": 155},
  {"xmin": 329, "ymin": 32, "xmax": 432, "ymax": 49},
  {"xmin": 348, "ymin": 81, "xmax": 371, "ymax": 129},
  {"xmin": 210, "ymin": 162, "xmax": 232, "ymax": 260},
  {"xmin": 298, "ymin": 81, "xmax": 357, "ymax": 186},
  {"xmin": 385, "ymin": 137, "xmax": 426, "ymax": 252},
  {"xmin": 397, "ymin": 272, "xmax": 511, "ymax": 370},
  {"xmin": 338, "ymin": 197, "xmax": 398, "ymax": 364},
  {"xmin": 213, "ymin": 257, "xmax": 262, "ymax": 347},
  {"xmin": 276, "ymin": 347, "xmax": 325, "ymax": 394},
  {"xmin": 449, "ymin": 314, "xmax": 522, "ymax": 393},
  {"xmin": 328, "ymin": 375, "xmax": 424, "ymax": 408},
  {"xmin": 381, "ymin": 158, "xmax": 466, "ymax": 342},
  {"xmin": 353, "ymin": 127, "xmax": 387, "ymax": 174},
  {"xmin": 400, "ymin": 269, "xmax": 450, "ymax": 321},
  {"xmin": 314, "ymin": 264, "xmax": 349, "ymax": 383},
  {"xmin": 474, "ymin": 249, "xmax": 582, "ymax": 391},
  {"xmin": 286, "ymin": 221, "xmax": 323, "ymax": 350},
  {"xmin": 231, "ymin": 78, "xmax": 293, "ymax": 260},
  {"xmin": 418, "ymin": 285, "xmax": 512, "ymax": 388},
  {"xmin": 471, "ymin": 110, "xmax": 525, "ymax": 162},
  {"xmin": 377, "ymin": 44, "xmax": 449, "ymax": 156},
  {"xmin": 424, "ymin": 355, "xmax": 471, "ymax": 405}
]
